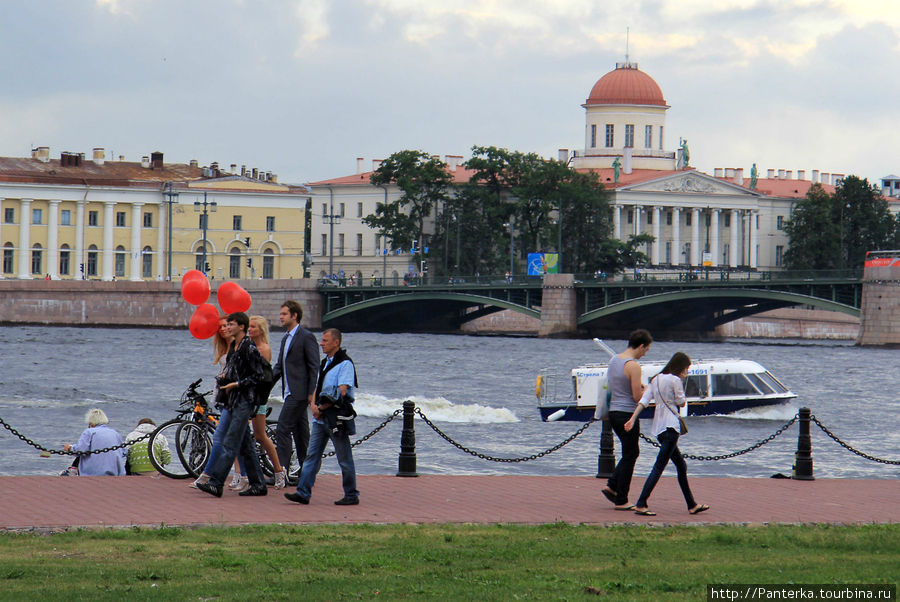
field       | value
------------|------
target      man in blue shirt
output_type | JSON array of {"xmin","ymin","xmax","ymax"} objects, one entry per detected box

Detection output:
[{"xmin": 285, "ymin": 328, "xmax": 360, "ymax": 506}]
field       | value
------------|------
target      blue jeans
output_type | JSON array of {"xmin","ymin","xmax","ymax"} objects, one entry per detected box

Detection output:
[
  {"xmin": 635, "ymin": 427, "xmax": 696, "ymax": 509},
  {"xmin": 606, "ymin": 411, "xmax": 641, "ymax": 505},
  {"xmin": 296, "ymin": 420, "xmax": 358, "ymax": 500},
  {"xmin": 203, "ymin": 407, "xmax": 231, "ymax": 474},
  {"xmin": 208, "ymin": 401, "xmax": 264, "ymax": 488}
]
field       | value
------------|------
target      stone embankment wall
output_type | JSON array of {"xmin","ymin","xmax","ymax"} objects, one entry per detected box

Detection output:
[
  {"xmin": 858, "ymin": 260, "xmax": 900, "ymax": 346},
  {"xmin": 715, "ymin": 307, "xmax": 859, "ymax": 340},
  {"xmin": 0, "ymin": 279, "xmax": 322, "ymax": 330}
]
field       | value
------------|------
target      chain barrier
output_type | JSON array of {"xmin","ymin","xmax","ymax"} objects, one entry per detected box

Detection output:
[
  {"xmin": 414, "ymin": 407, "xmax": 595, "ymax": 462},
  {"xmin": 0, "ymin": 415, "xmax": 151, "ymax": 457},
  {"xmin": 810, "ymin": 414, "xmax": 900, "ymax": 465},
  {"xmin": 321, "ymin": 409, "xmax": 402, "ymax": 458},
  {"xmin": 638, "ymin": 414, "xmax": 799, "ymax": 461}
]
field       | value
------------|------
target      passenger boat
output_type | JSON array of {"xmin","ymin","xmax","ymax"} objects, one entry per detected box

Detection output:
[{"xmin": 537, "ymin": 340, "xmax": 796, "ymax": 421}]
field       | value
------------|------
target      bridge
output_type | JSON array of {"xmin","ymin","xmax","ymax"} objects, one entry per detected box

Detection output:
[{"xmin": 317, "ymin": 270, "xmax": 863, "ymax": 338}]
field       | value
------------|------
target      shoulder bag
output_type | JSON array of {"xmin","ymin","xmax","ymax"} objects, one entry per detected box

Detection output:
[{"xmin": 654, "ymin": 377, "xmax": 688, "ymax": 435}]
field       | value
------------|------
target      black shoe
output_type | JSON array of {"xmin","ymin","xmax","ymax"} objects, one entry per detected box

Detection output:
[
  {"xmin": 334, "ymin": 496, "xmax": 359, "ymax": 506},
  {"xmin": 284, "ymin": 492, "xmax": 309, "ymax": 504},
  {"xmin": 238, "ymin": 485, "xmax": 268, "ymax": 497},
  {"xmin": 197, "ymin": 482, "xmax": 223, "ymax": 498}
]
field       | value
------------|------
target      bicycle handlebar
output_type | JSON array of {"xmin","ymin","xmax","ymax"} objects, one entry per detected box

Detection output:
[{"xmin": 188, "ymin": 378, "xmax": 203, "ymax": 390}]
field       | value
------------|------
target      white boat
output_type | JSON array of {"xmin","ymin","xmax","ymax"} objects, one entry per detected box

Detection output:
[{"xmin": 537, "ymin": 340, "xmax": 796, "ymax": 421}]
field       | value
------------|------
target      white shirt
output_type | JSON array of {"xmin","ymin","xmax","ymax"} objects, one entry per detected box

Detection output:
[
  {"xmin": 281, "ymin": 324, "xmax": 299, "ymax": 397},
  {"xmin": 637, "ymin": 373, "xmax": 687, "ymax": 438}
]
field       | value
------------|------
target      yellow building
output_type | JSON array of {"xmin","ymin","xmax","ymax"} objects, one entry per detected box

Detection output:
[{"xmin": 0, "ymin": 148, "xmax": 311, "ymax": 281}]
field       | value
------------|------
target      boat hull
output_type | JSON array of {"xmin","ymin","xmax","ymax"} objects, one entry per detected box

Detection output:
[{"xmin": 538, "ymin": 396, "xmax": 794, "ymax": 422}]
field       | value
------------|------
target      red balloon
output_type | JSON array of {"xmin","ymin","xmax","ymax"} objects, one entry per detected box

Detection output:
[
  {"xmin": 181, "ymin": 276, "xmax": 210, "ymax": 305},
  {"xmin": 217, "ymin": 281, "xmax": 252, "ymax": 314},
  {"xmin": 182, "ymin": 269, "xmax": 205, "ymax": 284},
  {"xmin": 189, "ymin": 303, "xmax": 220, "ymax": 339}
]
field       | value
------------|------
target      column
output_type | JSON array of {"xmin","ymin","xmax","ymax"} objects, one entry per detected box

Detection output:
[
  {"xmin": 102, "ymin": 201, "xmax": 115, "ymax": 280},
  {"xmin": 672, "ymin": 208, "xmax": 681, "ymax": 265},
  {"xmin": 710, "ymin": 209, "xmax": 720, "ymax": 267},
  {"xmin": 17, "ymin": 199, "xmax": 32, "ymax": 278},
  {"xmin": 157, "ymin": 202, "xmax": 166, "ymax": 280},
  {"xmin": 130, "ymin": 203, "xmax": 144, "ymax": 281},
  {"xmin": 730, "ymin": 209, "xmax": 739, "ymax": 268},
  {"xmin": 651, "ymin": 206, "xmax": 661, "ymax": 265},
  {"xmin": 75, "ymin": 201, "xmax": 85, "ymax": 278},
  {"xmin": 691, "ymin": 208, "xmax": 700, "ymax": 266},
  {"xmin": 750, "ymin": 210, "xmax": 759, "ymax": 269},
  {"xmin": 47, "ymin": 200, "xmax": 60, "ymax": 278},
  {"xmin": 613, "ymin": 205, "xmax": 621, "ymax": 240},
  {"xmin": 633, "ymin": 206, "xmax": 642, "ymax": 237}
]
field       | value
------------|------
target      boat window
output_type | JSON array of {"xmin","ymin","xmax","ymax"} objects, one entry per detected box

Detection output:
[
  {"xmin": 712, "ymin": 373, "xmax": 761, "ymax": 396},
  {"xmin": 746, "ymin": 373, "xmax": 775, "ymax": 394},
  {"xmin": 758, "ymin": 371, "xmax": 789, "ymax": 393},
  {"xmin": 683, "ymin": 375, "xmax": 708, "ymax": 397}
]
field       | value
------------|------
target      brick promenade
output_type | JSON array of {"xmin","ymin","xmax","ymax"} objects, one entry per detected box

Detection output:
[{"xmin": 0, "ymin": 474, "xmax": 896, "ymax": 531}]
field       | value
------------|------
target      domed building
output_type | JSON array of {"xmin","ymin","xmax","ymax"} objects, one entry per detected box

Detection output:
[{"xmin": 572, "ymin": 61, "xmax": 677, "ymax": 171}]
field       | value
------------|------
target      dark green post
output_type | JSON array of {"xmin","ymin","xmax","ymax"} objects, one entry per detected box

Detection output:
[
  {"xmin": 792, "ymin": 407, "xmax": 814, "ymax": 480},
  {"xmin": 397, "ymin": 400, "xmax": 419, "ymax": 477},
  {"xmin": 596, "ymin": 420, "xmax": 615, "ymax": 478}
]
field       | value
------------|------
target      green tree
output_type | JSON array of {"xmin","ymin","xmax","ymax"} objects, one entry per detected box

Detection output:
[
  {"xmin": 832, "ymin": 175, "xmax": 900, "ymax": 268},
  {"xmin": 784, "ymin": 183, "xmax": 840, "ymax": 269},
  {"xmin": 595, "ymin": 234, "xmax": 654, "ymax": 275}
]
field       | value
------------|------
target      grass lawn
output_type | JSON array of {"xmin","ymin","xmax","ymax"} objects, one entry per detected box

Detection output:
[{"xmin": 0, "ymin": 523, "xmax": 896, "ymax": 600}]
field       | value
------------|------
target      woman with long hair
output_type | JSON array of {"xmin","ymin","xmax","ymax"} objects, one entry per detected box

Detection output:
[
  {"xmin": 624, "ymin": 351, "xmax": 709, "ymax": 516},
  {"xmin": 246, "ymin": 315, "xmax": 287, "ymax": 489}
]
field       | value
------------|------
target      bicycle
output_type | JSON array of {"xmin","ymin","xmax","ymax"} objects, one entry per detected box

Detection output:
[{"xmin": 147, "ymin": 379, "xmax": 218, "ymax": 479}]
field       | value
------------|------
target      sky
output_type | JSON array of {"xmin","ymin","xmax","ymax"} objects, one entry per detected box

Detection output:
[{"xmin": 1, "ymin": 0, "xmax": 897, "ymax": 186}]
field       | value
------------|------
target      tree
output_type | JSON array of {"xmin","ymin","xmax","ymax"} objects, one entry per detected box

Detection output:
[
  {"xmin": 832, "ymin": 175, "xmax": 900, "ymax": 268},
  {"xmin": 595, "ymin": 234, "xmax": 654, "ymax": 275},
  {"xmin": 364, "ymin": 150, "xmax": 453, "ymax": 263},
  {"xmin": 784, "ymin": 183, "xmax": 840, "ymax": 269}
]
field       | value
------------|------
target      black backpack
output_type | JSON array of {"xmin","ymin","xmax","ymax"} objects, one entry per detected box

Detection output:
[{"xmin": 255, "ymin": 360, "xmax": 275, "ymax": 408}]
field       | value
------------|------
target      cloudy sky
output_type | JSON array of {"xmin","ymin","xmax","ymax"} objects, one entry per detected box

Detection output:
[{"xmin": 1, "ymin": 0, "xmax": 897, "ymax": 185}]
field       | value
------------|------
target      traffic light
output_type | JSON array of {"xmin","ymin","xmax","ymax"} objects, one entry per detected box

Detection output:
[
  {"xmin": 246, "ymin": 258, "xmax": 252, "ymax": 268},
  {"xmin": 204, "ymin": 262, "xmax": 210, "ymax": 272},
  {"xmin": 421, "ymin": 260, "xmax": 427, "ymax": 274}
]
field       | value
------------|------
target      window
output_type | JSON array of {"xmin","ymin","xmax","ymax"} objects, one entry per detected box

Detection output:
[
  {"xmin": 723, "ymin": 243, "xmax": 730, "ymax": 265},
  {"xmin": 88, "ymin": 210, "xmax": 98, "ymax": 226},
  {"xmin": 357, "ymin": 202, "xmax": 363, "ymax": 218},
  {"xmin": 624, "ymin": 124, "xmax": 634, "ymax": 148},
  {"xmin": 724, "ymin": 213, "xmax": 731, "ymax": 228},
  {"xmin": 59, "ymin": 245, "xmax": 70, "ymax": 275},
  {"xmin": 590, "ymin": 124, "xmax": 597, "ymax": 148},
  {"xmin": 266, "ymin": 216, "xmax": 275, "ymax": 232},
  {"xmin": 322, "ymin": 203, "xmax": 327, "ymax": 217},
  {"xmin": 321, "ymin": 234, "xmax": 328, "ymax": 256},
  {"xmin": 198, "ymin": 214, "xmax": 208, "ymax": 229},
  {"xmin": 142, "ymin": 246, "xmax": 153, "ymax": 278},
  {"xmin": 116, "ymin": 211, "xmax": 126, "ymax": 227},
  {"xmin": 665, "ymin": 241, "xmax": 671, "ymax": 264},
  {"xmin": 338, "ymin": 233, "xmax": 345, "ymax": 256},
  {"xmin": 644, "ymin": 125, "xmax": 652, "ymax": 149},
  {"xmin": 32, "ymin": 208, "xmax": 42, "ymax": 224},
  {"xmin": 2, "ymin": 243, "xmax": 12, "ymax": 273},
  {"xmin": 87, "ymin": 245, "xmax": 98, "ymax": 276},
  {"xmin": 666, "ymin": 211, "xmax": 672, "ymax": 226},
  {"xmin": 31, "ymin": 244, "xmax": 42, "ymax": 274},
  {"xmin": 647, "ymin": 211, "xmax": 653, "ymax": 225},
  {"xmin": 659, "ymin": 126, "xmax": 664, "ymax": 150},
  {"xmin": 775, "ymin": 245, "xmax": 784, "ymax": 267},
  {"xmin": 339, "ymin": 203, "xmax": 345, "ymax": 218},
  {"xmin": 686, "ymin": 212, "xmax": 692, "ymax": 226},
  {"xmin": 776, "ymin": 215, "xmax": 784, "ymax": 230},
  {"xmin": 3, "ymin": 208, "xmax": 13, "ymax": 224},
  {"xmin": 684, "ymin": 375, "xmax": 709, "ymax": 397},
  {"xmin": 712, "ymin": 373, "xmax": 760, "ymax": 396},
  {"xmin": 229, "ymin": 247, "xmax": 242, "ymax": 278},
  {"xmin": 115, "ymin": 245, "xmax": 126, "ymax": 277},
  {"xmin": 683, "ymin": 243, "xmax": 691, "ymax": 264},
  {"xmin": 605, "ymin": 124, "xmax": 614, "ymax": 147},
  {"xmin": 195, "ymin": 244, "xmax": 207, "ymax": 272},
  {"xmin": 356, "ymin": 233, "xmax": 363, "ymax": 256},
  {"xmin": 143, "ymin": 212, "xmax": 153, "ymax": 228},
  {"xmin": 262, "ymin": 249, "xmax": 274, "ymax": 279},
  {"xmin": 627, "ymin": 209, "xmax": 633, "ymax": 224},
  {"xmin": 233, "ymin": 215, "xmax": 242, "ymax": 231},
  {"xmin": 61, "ymin": 209, "xmax": 71, "ymax": 226}
]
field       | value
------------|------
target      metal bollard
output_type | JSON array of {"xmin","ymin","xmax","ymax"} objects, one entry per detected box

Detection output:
[
  {"xmin": 791, "ymin": 407, "xmax": 814, "ymax": 481},
  {"xmin": 595, "ymin": 419, "xmax": 616, "ymax": 478},
  {"xmin": 396, "ymin": 400, "xmax": 419, "ymax": 477}
]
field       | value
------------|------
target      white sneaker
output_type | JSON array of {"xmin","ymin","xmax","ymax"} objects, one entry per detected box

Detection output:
[
  {"xmin": 274, "ymin": 470, "xmax": 287, "ymax": 489},
  {"xmin": 233, "ymin": 476, "xmax": 250, "ymax": 493},
  {"xmin": 190, "ymin": 473, "xmax": 210, "ymax": 489},
  {"xmin": 228, "ymin": 473, "xmax": 242, "ymax": 489}
]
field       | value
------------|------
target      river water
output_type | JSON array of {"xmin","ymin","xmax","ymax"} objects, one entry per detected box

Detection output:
[{"xmin": 1, "ymin": 327, "xmax": 897, "ymax": 480}]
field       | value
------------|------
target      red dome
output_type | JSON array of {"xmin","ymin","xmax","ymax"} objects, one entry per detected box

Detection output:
[{"xmin": 586, "ymin": 65, "xmax": 667, "ymax": 107}]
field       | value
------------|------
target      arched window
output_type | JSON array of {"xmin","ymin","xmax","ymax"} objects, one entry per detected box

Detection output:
[
  {"xmin": 87, "ymin": 244, "xmax": 98, "ymax": 277},
  {"xmin": 262, "ymin": 248, "xmax": 274, "ymax": 279},
  {"xmin": 2, "ymin": 243, "xmax": 13, "ymax": 274},
  {"xmin": 195, "ymin": 243, "xmax": 209, "ymax": 273},
  {"xmin": 59, "ymin": 244, "xmax": 71, "ymax": 276},
  {"xmin": 115, "ymin": 245, "xmax": 126, "ymax": 277},
  {"xmin": 229, "ymin": 246, "xmax": 242, "ymax": 279},
  {"xmin": 142, "ymin": 246, "xmax": 153, "ymax": 278},
  {"xmin": 31, "ymin": 243, "xmax": 43, "ymax": 275}
]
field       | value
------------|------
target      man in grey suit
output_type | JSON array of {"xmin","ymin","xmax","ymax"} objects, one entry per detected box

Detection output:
[{"xmin": 272, "ymin": 299, "xmax": 320, "ymax": 480}]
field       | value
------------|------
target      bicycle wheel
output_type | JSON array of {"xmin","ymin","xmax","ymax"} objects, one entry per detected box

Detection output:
[
  {"xmin": 148, "ymin": 419, "xmax": 190, "ymax": 479},
  {"xmin": 175, "ymin": 422, "xmax": 211, "ymax": 479}
]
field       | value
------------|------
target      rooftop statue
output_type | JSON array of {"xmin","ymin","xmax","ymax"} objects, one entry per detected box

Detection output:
[
  {"xmin": 612, "ymin": 156, "xmax": 622, "ymax": 183},
  {"xmin": 750, "ymin": 163, "xmax": 758, "ymax": 190}
]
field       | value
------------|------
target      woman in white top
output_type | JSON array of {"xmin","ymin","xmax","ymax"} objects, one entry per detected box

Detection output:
[{"xmin": 624, "ymin": 352, "xmax": 709, "ymax": 516}]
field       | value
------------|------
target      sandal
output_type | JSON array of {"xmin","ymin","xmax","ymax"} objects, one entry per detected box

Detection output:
[
  {"xmin": 689, "ymin": 504, "xmax": 710, "ymax": 515},
  {"xmin": 601, "ymin": 487, "xmax": 617, "ymax": 504},
  {"xmin": 614, "ymin": 505, "xmax": 636, "ymax": 511},
  {"xmin": 634, "ymin": 508, "xmax": 656, "ymax": 516}
]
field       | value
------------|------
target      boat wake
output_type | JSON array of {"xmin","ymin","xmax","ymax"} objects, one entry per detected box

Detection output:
[
  {"xmin": 355, "ymin": 392, "xmax": 519, "ymax": 423},
  {"xmin": 720, "ymin": 403, "xmax": 799, "ymax": 421}
]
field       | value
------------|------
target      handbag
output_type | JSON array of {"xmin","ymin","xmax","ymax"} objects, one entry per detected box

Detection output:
[
  {"xmin": 593, "ymin": 374, "xmax": 612, "ymax": 421},
  {"xmin": 654, "ymin": 377, "xmax": 688, "ymax": 435}
]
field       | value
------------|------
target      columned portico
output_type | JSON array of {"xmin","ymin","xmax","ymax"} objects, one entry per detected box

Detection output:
[
  {"xmin": 651, "ymin": 206, "xmax": 661, "ymax": 265},
  {"xmin": 130, "ymin": 203, "xmax": 144, "ymax": 281},
  {"xmin": 710, "ymin": 209, "xmax": 720, "ymax": 267},
  {"xmin": 17, "ymin": 199, "xmax": 32, "ymax": 278},
  {"xmin": 102, "ymin": 201, "xmax": 115, "ymax": 281},
  {"xmin": 691, "ymin": 208, "xmax": 700, "ymax": 266},
  {"xmin": 47, "ymin": 200, "xmax": 60, "ymax": 278},
  {"xmin": 671, "ymin": 208, "xmax": 681, "ymax": 266},
  {"xmin": 730, "ymin": 209, "xmax": 740, "ymax": 268}
]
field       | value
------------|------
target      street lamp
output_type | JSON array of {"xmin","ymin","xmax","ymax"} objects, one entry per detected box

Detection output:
[
  {"xmin": 162, "ymin": 182, "xmax": 179, "ymax": 280},
  {"xmin": 193, "ymin": 192, "xmax": 217, "ymax": 274},
  {"xmin": 503, "ymin": 217, "xmax": 515, "ymax": 281}
]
